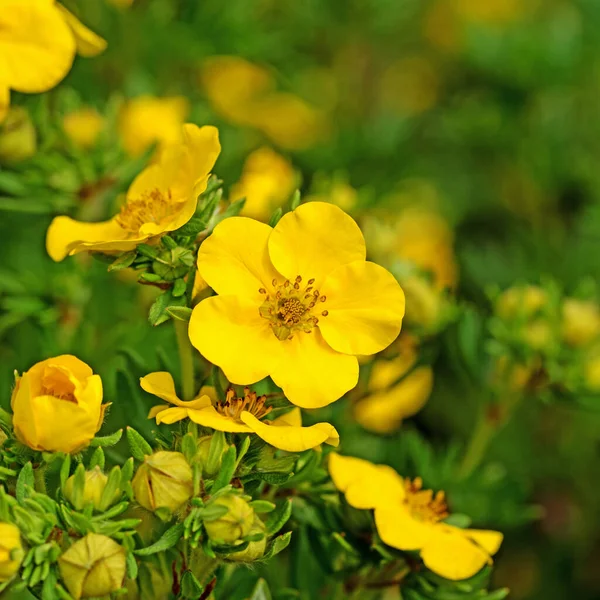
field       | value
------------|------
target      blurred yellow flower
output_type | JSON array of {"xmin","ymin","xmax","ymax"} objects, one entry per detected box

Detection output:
[
  {"xmin": 0, "ymin": 107, "xmax": 37, "ymax": 162},
  {"xmin": 354, "ymin": 337, "xmax": 433, "ymax": 434},
  {"xmin": 561, "ymin": 298, "xmax": 600, "ymax": 347},
  {"xmin": 46, "ymin": 124, "xmax": 220, "ymax": 261},
  {"xmin": 142, "ymin": 371, "xmax": 339, "ymax": 452},
  {"xmin": 0, "ymin": 1, "xmax": 106, "ymax": 123},
  {"xmin": 11, "ymin": 355, "xmax": 106, "ymax": 453},
  {"xmin": 230, "ymin": 147, "xmax": 297, "ymax": 220},
  {"xmin": 495, "ymin": 285, "xmax": 547, "ymax": 320},
  {"xmin": 63, "ymin": 108, "xmax": 104, "ymax": 149},
  {"xmin": 119, "ymin": 96, "xmax": 190, "ymax": 157},
  {"xmin": 584, "ymin": 353, "xmax": 600, "ymax": 392},
  {"xmin": 329, "ymin": 454, "xmax": 503, "ymax": 580},
  {"xmin": 0, "ymin": 523, "xmax": 23, "ymax": 583},
  {"xmin": 305, "ymin": 178, "xmax": 358, "ymax": 213},
  {"xmin": 453, "ymin": 0, "xmax": 523, "ymax": 24},
  {"xmin": 189, "ymin": 202, "xmax": 405, "ymax": 408}
]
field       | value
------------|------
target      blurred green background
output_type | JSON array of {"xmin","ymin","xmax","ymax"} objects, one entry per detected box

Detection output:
[{"xmin": 2, "ymin": 0, "xmax": 600, "ymax": 598}]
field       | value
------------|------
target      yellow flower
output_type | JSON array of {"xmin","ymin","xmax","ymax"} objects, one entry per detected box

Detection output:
[
  {"xmin": 141, "ymin": 371, "xmax": 339, "ymax": 452},
  {"xmin": 0, "ymin": 106, "xmax": 37, "ymax": 162},
  {"xmin": 495, "ymin": 285, "xmax": 547, "ymax": 320},
  {"xmin": 354, "ymin": 337, "xmax": 433, "ymax": 434},
  {"xmin": 561, "ymin": 298, "xmax": 600, "ymax": 347},
  {"xmin": 329, "ymin": 454, "xmax": 503, "ymax": 581},
  {"xmin": 118, "ymin": 96, "xmax": 190, "ymax": 157},
  {"xmin": 0, "ymin": 523, "xmax": 23, "ymax": 583},
  {"xmin": 46, "ymin": 124, "xmax": 220, "ymax": 261},
  {"xmin": 63, "ymin": 108, "xmax": 104, "ymax": 149},
  {"xmin": 188, "ymin": 202, "xmax": 405, "ymax": 408},
  {"xmin": 58, "ymin": 533, "xmax": 126, "ymax": 600},
  {"xmin": 230, "ymin": 147, "xmax": 297, "ymax": 221},
  {"xmin": 0, "ymin": 1, "xmax": 106, "ymax": 123},
  {"xmin": 132, "ymin": 451, "xmax": 193, "ymax": 513},
  {"xmin": 305, "ymin": 178, "xmax": 358, "ymax": 213},
  {"xmin": 11, "ymin": 355, "xmax": 106, "ymax": 453},
  {"xmin": 200, "ymin": 56, "xmax": 274, "ymax": 125}
]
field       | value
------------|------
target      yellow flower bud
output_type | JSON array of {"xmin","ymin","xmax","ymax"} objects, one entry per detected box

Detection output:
[
  {"xmin": 62, "ymin": 108, "xmax": 104, "ymax": 149},
  {"xmin": 228, "ymin": 517, "xmax": 267, "ymax": 562},
  {"xmin": 496, "ymin": 285, "xmax": 547, "ymax": 320},
  {"xmin": 562, "ymin": 298, "xmax": 600, "ymax": 347},
  {"xmin": 63, "ymin": 466, "xmax": 120, "ymax": 512},
  {"xmin": 204, "ymin": 495, "xmax": 254, "ymax": 544},
  {"xmin": 196, "ymin": 435, "xmax": 226, "ymax": 478},
  {"xmin": 58, "ymin": 533, "xmax": 126, "ymax": 600},
  {"xmin": 0, "ymin": 523, "xmax": 24, "ymax": 583},
  {"xmin": 132, "ymin": 451, "xmax": 193, "ymax": 513},
  {"xmin": 523, "ymin": 320, "xmax": 554, "ymax": 351},
  {"xmin": 10, "ymin": 355, "xmax": 106, "ymax": 454},
  {"xmin": 0, "ymin": 107, "xmax": 37, "ymax": 163}
]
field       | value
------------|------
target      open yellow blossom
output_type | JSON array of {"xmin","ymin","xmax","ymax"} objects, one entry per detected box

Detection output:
[
  {"xmin": 119, "ymin": 96, "xmax": 190, "ymax": 157},
  {"xmin": 0, "ymin": 1, "xmax": 106, "ymax": 123},
  {"xmin": 63, "ymin": 108, "xmax": 104, "ymax": 149},
  {"xmin": 354, "ymin": 337, "xmax": 433, "ymax": 434},
  {"xmin": 329, "ymin": 454, "xmax": 503, "ymax": 581},
  {"xmin": 189, "ymin": 202, "xmax": 405, "ymax": 408},
  {"xmin": 11, "ymin": 355, "xmax": 106, "ymax": 453},
  {"xmin": 141, "ymin": 372, "xmax": 339, "ymax": 453},
  {"xmin": 230, "ymin": 147, "xmax": 297, "ymax": 221},
  {"xmin": 46, "ymin": 124, "xmax": 220, "ymax": 261}
]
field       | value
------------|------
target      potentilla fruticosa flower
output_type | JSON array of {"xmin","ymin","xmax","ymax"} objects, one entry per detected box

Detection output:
[
  {"xmin": 46, "ymin": 124, "xmax": 220, "ymax": 261},
  {"xmin": 141, "ymin": 371, "xmax": 339, "ymax": 452},
  {"xmin": 0, "ymin": 0, "xmax": 106, "ymax": 123},
  {"xmin": 188, "ymin": 202, "xmax": 405, "ymax": 408},
  {"xmin": 329, "ymin": 454, "xmax": 503, "ymax": 581}
]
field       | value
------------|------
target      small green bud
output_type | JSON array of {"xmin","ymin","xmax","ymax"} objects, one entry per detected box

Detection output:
[
  {"xmin": 197, "ymin": 435, "xmax": 226, "ymax": 478},
  {"xmin": 64, "ymin": 466, "xmax": 120, "ymax": 512},
  {"xmin": 204, "ymin": 495, "xmax": 254, "ymax": 544},
  {"xmin": 228, "ymin": 518, "xmax": 266, "ymax": 562}
]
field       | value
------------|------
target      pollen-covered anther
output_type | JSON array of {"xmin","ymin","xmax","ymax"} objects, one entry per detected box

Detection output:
[
  {"xmin": 115, "ymin": 188, "xmax": 174, "ymax": 233},
  {"xmin": 216, "ymin": 387, "xmax": 272, "ymax": 420},
  {"xmin": 403, "ymin": 477, "xmax": 449, "ymax": 523}
]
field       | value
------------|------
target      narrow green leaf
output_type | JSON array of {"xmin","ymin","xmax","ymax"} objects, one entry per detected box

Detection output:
[
  {"xmin": 212, "ymin": 446, "xmax": 237, "ymax": 492},
  {"xmin": 268, "ymin": 207, "xmax": 283, "ymax": 227},
  {"xmin": 108, "ymin": 252, "xmax": 136, "ymax": 272},
  {"xmin": 16, "ymin": 462, "xmax": 34, "ymax": 502},
  {"xmin": 89, "ymin": 429, "xmax": 123, "ymax": 447},
  {"xmin": 88, "ymin": 447, "xmax": 105, "ymax": 471},
  {"xmin": 266, "ymin": 499, "xmax": 292, "ymax": 535},
  {"xmin": 134, "ymin": 523, "xmax": 184, "ymax": 556},
  {"xmin": 59, "ymin": 455, "xmax": 71, "ymax": 489},
  {"xmin": 166, "ymin": 306, "xmax": 192, "ymax": 322},
  {"xmin": 290, "ymin": 189, "xmax": 301, "ymax": 210},
  {"xmin": 126, "ymin": 427, "xmax": 152, "ymax": 461}
]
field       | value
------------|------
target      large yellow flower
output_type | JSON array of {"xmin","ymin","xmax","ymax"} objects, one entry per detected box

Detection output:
[
  {"xmin": 46, "ymin": 124, "xmax": 220, "ymax": 261},
  {"xmin": 230, "ymin": 147, "xmax": 297, "ymax": 221},
  {"xmin": 118, "ymin": 96, "xmax": 190, "ymax": 157},
  {"xmin": 188, "ymin": 202, "xmax": 405, "ymax": 408},
  {"xmin": 11, "ymin": 355, "xmax": 107, "ymax": 454},
  {"xmin": 0, "ymin": 1, "xmax": 106, "ymax": 123},
  {"xmin": 329, "ymin": 454, "xmax": 503, "ymax": 581},
  {"xmin": 141, "ymin": 372, "xmax": 339, "ymax": 453}
]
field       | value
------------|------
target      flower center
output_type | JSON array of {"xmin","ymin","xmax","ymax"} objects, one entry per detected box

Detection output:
[
  {"xmin": 403, "ymin": 477, "xmax": 448, "ymax": 523},
  {"xmin": 115, "ymin": 188, "xmax": 174, "ymax": 233},
  {"xmin": 41, "ymin": 366, "xmax": 77, "ymax": 402},
  {"xmin": 216, "ymin": 387, "xmax": 272, "ymax": 421},
  {"xmin": 258, "ymin": 276, "xmax": 328, "ymax": 340}
]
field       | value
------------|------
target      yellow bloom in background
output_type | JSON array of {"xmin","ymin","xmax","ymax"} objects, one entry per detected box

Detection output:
[
  {"xmin": 453, "ymin": 0, "xmax": 524, "ymax": 25},
  {"xmin": 495, "ymin": 285, "xmax": 547, "ymax": 320},
  {"xmin": 141, "ymin": 371, "xmax": 339, "ymax": 452},
  {"xmin": 46, "ymin": 124, "xmax": 220, "ymax": 261},
  {"xmin": 0, "ymin": 0, "xmax": 106, "ymax": 123},
  {"xmin": 329, "ymin": 454, "xmax": 503, "ymax": 581},
  {"xmin": 0, "ymin": 523, "xmax": 23, "ymax": 583},
  {"xmin": 63, "ymin": 108, "xmax": 104, "ymax": 149},
  {"xmin": 189, "ymin": 202, "xmax": 405, "ymax": 408},
  {"xmin": 561, "ymin": 298, "xmax": 600, "ymax": 347},
  {"xmin": 354, "ymin": 336, "xmax": 433, "ymax": 434},
  {"xmin": 0, "ymin": 107, "xmax": 37, "ymax": 163},
  {"xmin": 230, "ymin": 147, "xmax": 297, "ymax": 221},
  {"xmin": 118, "ymin": 96, "xmax": 190, "ymax": 157},
  {"xmin": 11, "ymin": 355, "xmax": 106, "ymax": 453},
  {"xmin": 305, "ymin": 177, "xmax": 358, "ymax": 213}
]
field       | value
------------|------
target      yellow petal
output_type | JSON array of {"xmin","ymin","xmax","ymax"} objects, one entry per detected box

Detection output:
[
  {"xmin": 189, "ymin": 295, "xmax": 281, "ymax": 385},
  {"xmin": 155, "ymin": 407, "xmax": 189, "ymax": 425},
  {"xmin": 344, "ymin": 466, "xmax": 405, "ymax": 509},
  {"xmin": 148, "ymin": 405, "xmax": 168, "ymax": 419},
  {"xmin": 181, "ymin": 124, "xmax": 221, "ymax": 197},
  {"xmin": 319, "ymin": 261, "xmax": 405, "ymax": 356},
  {"xmin": 462, "ymin": 528, "xmax": 503, "ymax": 556},
  {"xmin": 269, "ymin": 329, "xmax": 359, "ymax": 408},
  {"xmin": 268, "ymin": 202, "xmax": 366, "ymax": 286},
  {"xmin": 187, "ymin": 406, "xmax": 252, "ymax": 433},
  {"xmin": 375, "ymin": 505, "xmax": 436, "ymax": 551},
  {"xmin": 197, "ymin": 217, "xmax": 280, "ymax": 303},
  {"xmin": 140, "ymin": 372, "xmax": 212, "ymax": 409},
  {"xmin": 0, "ymin": 0, "xmax": 75, "ymax": 93},
  {"xmin": 328, "ymin": 453, "xmax": 379, "ymax": 492},
  {"xmin": 56, "ymin": 4, "xmax": 107, "ymax": 57},
  {"xmin": 240, "ymin": 411, "xmax": 339, "ymax": 452},
  {"xmin": 354, "ymin": 366, "xmax": 433, "ymax": 435},
  {"xmin": 0, "ymin": 86, "xmax": 9, "ymax": 124},
  {"xmin": 45, "ymin": 215, "xmax": 135, "ymax": 262},
  {"xmin": 420, "ymin": 528, "xmax": 492, "ymax": 580},
  {"xmin": 271, "ymin": 407, "xmax": 302, "ymax": 427}
]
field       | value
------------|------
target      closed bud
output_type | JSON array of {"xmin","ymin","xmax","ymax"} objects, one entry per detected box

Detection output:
[
  {"xmin": 64, "ymin": 466, "xmax": 120, "ymax": 512},
  {"xmin": 204, "ymin": 495, "xmax": 254, "ymax": 544},
  {"xmin": 132, "ymin": 451, "xmax": 192, "ymax": 513},
  {"xmin": 562, "ymin": 298, "xmax": 600, "ymax": 347},
  {"xmin": 58, "ymin": 533, "xmax": 126, "ymax": 599},
  {"xmin": 0, "ymin": 523, "xmax": 24, "ymax": 583},
  {"xmin": 197, "ymin": 434, "xmax": 226, "ymax": 478},
  {"xmin": 496, "ymin": 285, "xmax": 547, "ymax": 320},
  {"xmin": 228, "ymin": 517, "xmax": 266, "ymax": 562},
  {"xmin": 0, "ymin": 107, "xmax": 36, "ymax": 163}
]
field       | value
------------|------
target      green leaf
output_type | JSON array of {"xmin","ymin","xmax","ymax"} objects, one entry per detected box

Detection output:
[
  {"xmin": 148, "ymin": 290, "xmax": 172, "ymax": 326},
  {"xmin": 16, "ymin": 462, "xmax": 34, "ymax": 502},
  {"xmin": 162, "ymin": 235, "xmax": 178, "ymax": 250},
  {"xmin": 174, "ymin": 216, "xmax": 207, "ymax": 237},
  {"xmin": 59, "ymin": 455, "xmax": 71, "ymax": 489},
  {"xmin": 263, "ymin": 531, "xmax": 292, "ymax": 561},
  {"xmin": 126, "ymin": 427, "xmax": 153, "ymax": 461},
  {"xmin": 181, "ymin": 570, "xmax": 204, "ymax": 597},
  {"xmin": 222, "ymin": 197, "xmax": 246, "ymax": 219},
  {"xmin": 240, "ymin": 472, "xmax": 293, "ymax": 486},
  {"xmin": 126, "ymin": 552, "xmax": 138, "ymax": 580},
  {"xmin": 268, "ymin": 207, "xmax": 283, "ymax": 227},
  {"xmin": 89, "ymin": 429, "xmax": 123, "ymax": 447},
  {"xmin": 137, "ymin": 244, "xmax": 160, "ymax": 259},
  {"xmin": 249, "ymin": 500, "xmax": 276, "ymax": 513},
  {"xmin": 166, "ymin": 306, "xmax": 192, "ymax": 322},
  {"xmin": 290, "ymin": 189, "xmax": 301, "ymax": 210},
  {"xmin": 172, "ymin": 278, "xmax": 187, "ymax": 297},
  {"xmin": 266, "ymin": 499, "xmax": 292, "ymax": 535},
  {"xmin": 134, "ymin": 523, "xmax": 184, "ymax": 556},
  {"xmin": 88, "ymin": 447, "xmax": 105, "ymax": 471},
  {"xmin": 212, "ymin": 446, "xmax": 237, "ymax": 492},
  {"xmin": 107, "ymin": 252, "xmax": 136, "ymax": 272}
]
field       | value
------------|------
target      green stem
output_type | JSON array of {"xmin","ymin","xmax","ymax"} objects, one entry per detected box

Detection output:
[{"xmin": 175, "ymin": 319, "xmax": 195, "ymax": 401}]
